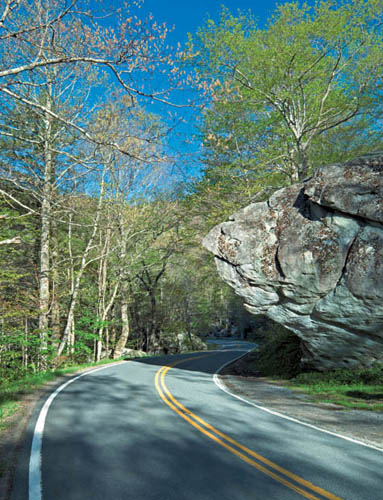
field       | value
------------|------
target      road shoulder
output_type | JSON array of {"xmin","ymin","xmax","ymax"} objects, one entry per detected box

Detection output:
[{"xmin": 219, "ymin": 370, "xmax": 383, "ymax": 452}]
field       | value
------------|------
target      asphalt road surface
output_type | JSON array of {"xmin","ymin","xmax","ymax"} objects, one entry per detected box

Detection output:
[{"xmin": 12, "ymin": 341, "xmax": 383, "ymax": 500}]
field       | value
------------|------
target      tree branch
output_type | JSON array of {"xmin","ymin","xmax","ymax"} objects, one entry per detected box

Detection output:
[
  {"xmin": 0, "ymin": 86, "xmax": 151, "ymax": 162},
  {"xmin": 0, "ymin": 235, "xmax": 22, "ymax": 245}
]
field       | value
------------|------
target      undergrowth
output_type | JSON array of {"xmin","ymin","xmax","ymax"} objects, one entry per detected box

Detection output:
[
  {"xmin": 292, "ymin": 364, "xmax": 383, "ymax": 385},
  {"xmin": 249, "ymin": 322, "xmax": 302, "ymax": 378},
  {"xmin": 239, "ymin": 320, "xmax": 383, "ymax": 411},
  {"xmin": 289, "ymin": 365, "xmax": 383, "ymax": 411}
]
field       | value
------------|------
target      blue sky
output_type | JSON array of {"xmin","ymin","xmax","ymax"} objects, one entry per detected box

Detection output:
[
  {"xmin": 126, "ymin": 1, "xmax": 306, "ymax": 182},
  {"xmin": 134, "ymin": 1, "xmax": 295, "ymax": 179},
  {"xmin": 139, "ymin": 0, "xmax": 280, "ymax": 43}
]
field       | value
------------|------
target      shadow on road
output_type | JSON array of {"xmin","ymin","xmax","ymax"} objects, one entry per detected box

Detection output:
[
  {"xmin": 14, "ymin": 352, "xmax": 382, "ymax": 500},
  {"xmin": 11, "ymin": 340, "xmax": 383, "ymax": 500}
]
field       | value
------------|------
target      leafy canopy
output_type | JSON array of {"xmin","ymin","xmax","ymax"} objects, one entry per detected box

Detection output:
[{"xmin": 188, "ymin": 0, "xmax": 383, "ymax": 188}]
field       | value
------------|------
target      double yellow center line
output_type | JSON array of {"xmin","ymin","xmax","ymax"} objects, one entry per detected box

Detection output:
[{"xmin": 154, "ymin": 356, "xmax": 343, "ymax": 500}]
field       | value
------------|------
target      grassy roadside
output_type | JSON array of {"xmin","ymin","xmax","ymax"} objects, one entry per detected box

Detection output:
[
  {"xmin": 235, "ymin": 324, "xmax": 383, "ymax": 412},
  {"xmin": 287, "ymin": 368, "xmax": 383, "ymax": 411},
  {"xmin": 0, "ymin": 357, "xmax": 131, "ymax": 432}
]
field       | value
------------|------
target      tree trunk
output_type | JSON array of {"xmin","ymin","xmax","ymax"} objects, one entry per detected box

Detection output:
[
  {"xmin": 105, "ymin": 326, "xmax": 109, "ymax": 358},
  {"xmin": 50, "ymin": 220, "xmax": 61, "ymax": 344},
  {"xmin": 110, "ymin": 305, "xmax": 116, "ymax": 347},
  {"xmin": 148, "ymin": 288, "xmax": 159, "ymax": 351},
  {"xmin": 38, "ymin": 92, "xmax": 53, "ymax": 368},
  {"xmin": 56, "ymin": 176, "xmax": 105, "ymax": 358},
  {"xmin": 113, "ymin": 248, "xmax": 130, "ymax": 359},
  {"xmin": 113, "ymin": 299, "xmax": 130, "ymax": 359},
  {"xmin": 96, "ymin": 282, "xmax": 119, "ymax": 361},
  {"xmin": 297, "ymin": 146, "xmax": 309, "ymax": 181},
  {"xmin": 23, "ymin": 317, "xmax": 28, "ymax": 368},
  {"xmin": 69, "ymin": 316, "xmax": 75, "ymax": 355},
  {"xmin": 113, "ymin": 226, "xmax": 129, "ymax": 360},
  {"xmin": 96, "ymin": 228, "xmax": 111, "ymax": 362}
]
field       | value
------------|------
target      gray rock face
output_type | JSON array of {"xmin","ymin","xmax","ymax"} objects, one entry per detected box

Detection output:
[{"xmin": 203, "ymin": 155, "xmax": 383, "ymax": 370}]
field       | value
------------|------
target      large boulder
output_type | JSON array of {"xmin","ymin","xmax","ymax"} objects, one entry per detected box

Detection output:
[
  {"xmin": 203, "ymin": 154, "xmax": 383, "ymax": 370},
  {"xmin": 157, "ymin": 332, "xmax": 208, "ymax": 354}
]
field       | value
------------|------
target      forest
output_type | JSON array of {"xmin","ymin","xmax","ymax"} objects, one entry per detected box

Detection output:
[{"xmin": 1, "ymin": 0, "xmax": 383, "ymax": 383}]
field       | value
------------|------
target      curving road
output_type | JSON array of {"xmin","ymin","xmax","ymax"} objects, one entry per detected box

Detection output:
[{"xmin": 12, "ymin": 341, "xmax": 383, "ymax": 500}]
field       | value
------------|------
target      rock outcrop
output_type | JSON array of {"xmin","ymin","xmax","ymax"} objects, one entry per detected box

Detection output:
[
  {"xmin": 203, "ymin": 154, "xmax": 383, "ymax": 370},
  {"xmin": 151, "ymin": 331, "xmax": 207, "ymax": 355}
]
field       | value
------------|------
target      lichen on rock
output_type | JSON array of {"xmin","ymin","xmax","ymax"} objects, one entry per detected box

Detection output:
[{"xmin": 203, "ymin": 154, "xmax": 383, "ymax": 370}]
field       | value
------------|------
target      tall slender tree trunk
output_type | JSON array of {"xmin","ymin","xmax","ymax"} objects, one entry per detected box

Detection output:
[
  {"xmin": 69, "ymin": 317, "xmax": 75, "ymax": 355},
  {"xmin": 95, "ymin": 225, "xmax": 120, "ymax": 362},
  {"xmin": 50, "ymin": 220, "xmax": 61, "ymax": 345},
  {"xmin": 67, "ymin": 210, "xmax": 75, "ymax": 355},
  {"xmin": 56, "ymin": 176, "xmax": 105, "ymax": 358},
  {"xmin": 113, "ymin": 216, "xmax": 129, "ymax": 359},
  {"xmin": 96, "ymin": 281, "xmax": 120, "ymax": 361},
  {"xmin": 96, "ymin": 228, "xmax": 110, "ymax": 362},
  {"xmin": 113, "ymin": 294, "xmax": 129, "ymax": 359},
  {"xmin": 113, "ymin": 302, "xmax": 129, "ymax": 359},
  {"xmin": 105, "ymin": 326, "xmax": 110, "ymax": 358},
  {"xmin": 113, "ymin": 283, "xmax": 129, "ymax": 360},
  {"xmin": 110, "ymin": 304, "xmax": 116, "ymax": 347},
  {"xmin": 23, "ymin": 317, "xmax": 28, "ymax": 368},
  {"xmin": 38, "ymin": 91, "xmax": 53, "ymax": 368}
]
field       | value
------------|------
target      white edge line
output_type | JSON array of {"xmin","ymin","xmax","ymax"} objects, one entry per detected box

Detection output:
[
  {"xmin": 29, "ymin": 361, "xmax": 126, "ymax": 500},
  {"xmin": 213, "ymin": 349, "xmax": 383, "ymax": 454}
]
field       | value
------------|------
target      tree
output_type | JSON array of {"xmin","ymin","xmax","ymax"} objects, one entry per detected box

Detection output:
[
  {"xmin": 0, "ymin": 0, "xmax": 184, "ymax": 125},
  {"xmin": 187, "ymin": 0, "xmax": 383, "ymax": 184},
  {"xmin": 0, "ymin": 0, "xmax": 187, "ymax": 367},
  {"xmin": 92, "ymin": 100, "xmax": 169, "ymax": 360},
  {"xmin": 0, "ymin": 61, "xmax": 99, "ymax": 366}
]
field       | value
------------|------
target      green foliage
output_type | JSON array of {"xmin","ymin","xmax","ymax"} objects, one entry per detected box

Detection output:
[
  {"xmin": 187, "ymin": 0, "xmax": 383, "ymax": 194},
  {"xmin": 0, "ymin": 332, "xmax": 28, "ymax": 382},
  {"xmin": 250, "ymin": 323, "xmax": 302, "ymax": 378},
  {"xmin": 289, "ymin": 365, "xmax": 383, "ymax": 411},
  {"xmin": 72, "ymin": 315, "xmax": 113, "ymax": 362},
  {"xmin": 293, "ymin": 365, "xmax": 383, "ymax": 386},
  {"xmin": 0, "ymin": 328, "xmax": 56, "ymax": 383}
]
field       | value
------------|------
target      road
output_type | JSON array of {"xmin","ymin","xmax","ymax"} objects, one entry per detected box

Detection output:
[{"xmin": 12, "ymin": 341, "xmax": 383, "ymax": 500}]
